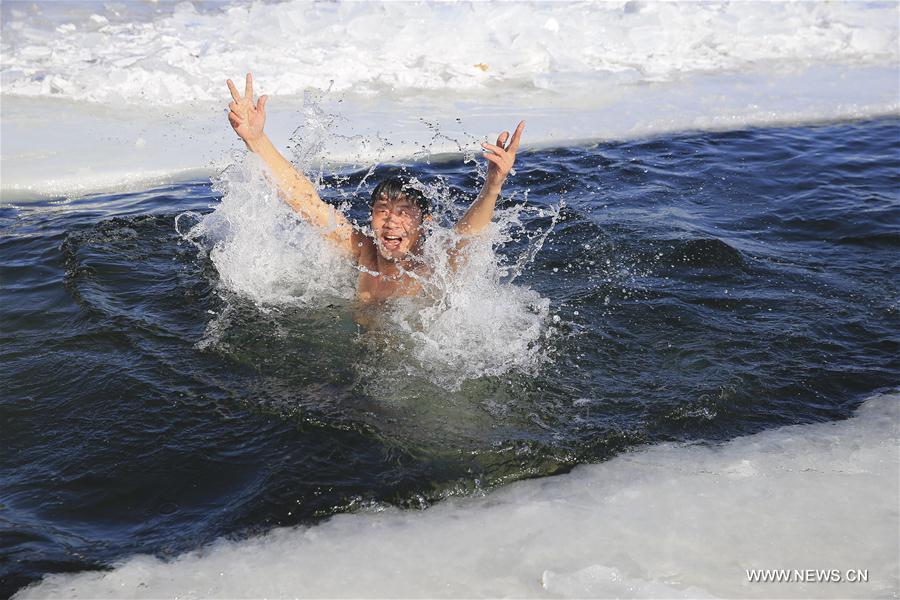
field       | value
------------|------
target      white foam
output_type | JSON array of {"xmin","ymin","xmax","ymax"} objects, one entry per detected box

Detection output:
[
  {"xmin": 16, "ymin": 391, "xmax": 899, "ymax": 599},
  {"xmin": 1, "ymin": 1, "xmax": 898, "ymax": 200}
]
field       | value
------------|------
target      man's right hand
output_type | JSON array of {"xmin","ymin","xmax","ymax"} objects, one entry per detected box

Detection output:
[{"xmin": 227, "ymin": 73, "xmax": 268, "ymax": 148}]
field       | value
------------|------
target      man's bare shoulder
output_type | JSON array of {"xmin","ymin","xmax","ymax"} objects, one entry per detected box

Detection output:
[{"xmin": 350, "ymin": 229, "xmax": 376, "ymax": 265}]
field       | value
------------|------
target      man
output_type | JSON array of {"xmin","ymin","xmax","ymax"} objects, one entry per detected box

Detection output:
[{"xmin": 226, "ymin": 73, "xmax": 524, "ymax": 302}]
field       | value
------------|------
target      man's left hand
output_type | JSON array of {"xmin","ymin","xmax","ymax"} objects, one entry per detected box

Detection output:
[{"xmin": 482, "ymin": 120, "xmax": 525, "ymax": 189}]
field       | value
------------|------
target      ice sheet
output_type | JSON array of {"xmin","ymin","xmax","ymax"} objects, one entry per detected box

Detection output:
[{"xmin": 1, "ymin": 1, "xmax": 898, "ymax": 200}]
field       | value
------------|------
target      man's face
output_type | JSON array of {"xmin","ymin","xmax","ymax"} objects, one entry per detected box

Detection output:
[{"xmin": 370, "ymin": 194, "xmax": 425, "ymax": 261}]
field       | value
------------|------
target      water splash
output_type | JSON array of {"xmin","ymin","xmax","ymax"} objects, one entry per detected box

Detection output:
[
  {"xmin": 178, "ymin": 156, "xmax": 357, "ymax": 307},
  {"xmin": 179, "ymin": 120, "xmax": 559, "ymax": 389},
  {"xmin": 370, "ymin": 200, "xmax": 560, "ymax": 389}
]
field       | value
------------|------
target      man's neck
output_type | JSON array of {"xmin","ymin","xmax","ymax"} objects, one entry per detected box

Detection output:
[{"xmin": 374, "ymin": 252, "xmax": 419, "ymax": 278}]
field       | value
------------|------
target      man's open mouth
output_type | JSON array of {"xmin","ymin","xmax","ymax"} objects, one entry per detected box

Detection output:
[{"xmin": 381, "ymin": 234, "xmax": 403, "ymax": 250}]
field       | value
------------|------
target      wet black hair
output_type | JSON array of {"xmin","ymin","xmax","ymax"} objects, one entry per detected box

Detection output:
[{"xmin": 370, "ymin": 176, "xmax": 429, "ymax": 215}]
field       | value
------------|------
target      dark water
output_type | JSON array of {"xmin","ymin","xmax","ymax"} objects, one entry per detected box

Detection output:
[{"xmin": 2, "ymin": 117, "xmax": 898, "ymax": 596}]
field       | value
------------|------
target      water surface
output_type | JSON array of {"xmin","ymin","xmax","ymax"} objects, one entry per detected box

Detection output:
[{"xmin": 2, "ymin": 117, "xmax": 898, "ymax": 596}]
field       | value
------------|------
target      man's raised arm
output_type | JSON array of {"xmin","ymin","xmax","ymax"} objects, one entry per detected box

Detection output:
[
  {"xmin": 454, "ymin": 120, "xmax": 525, "ymax": 236},
  {"xmin": 226, "ymin": 73, "xmax": 358, "ymax": 255}
]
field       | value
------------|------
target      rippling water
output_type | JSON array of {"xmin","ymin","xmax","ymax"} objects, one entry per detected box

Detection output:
[{"xmin": 2, "ymin": 117, "xmax": 898, "ymax": 596}]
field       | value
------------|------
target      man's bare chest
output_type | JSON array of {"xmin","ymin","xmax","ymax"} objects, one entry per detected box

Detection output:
[{"xmin": 356, "ymin": 244, "xmax": 422, "ymax": 303}]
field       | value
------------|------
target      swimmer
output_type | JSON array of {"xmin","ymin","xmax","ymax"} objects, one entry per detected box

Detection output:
[{"xmin": 226, "ymin": 73, "xmax": 524, "ymax": 302}]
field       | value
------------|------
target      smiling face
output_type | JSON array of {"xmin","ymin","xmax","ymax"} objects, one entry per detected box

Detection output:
[{"xmin": 371, "ymin": 193, "xmax": 425, "ymax": 261}]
